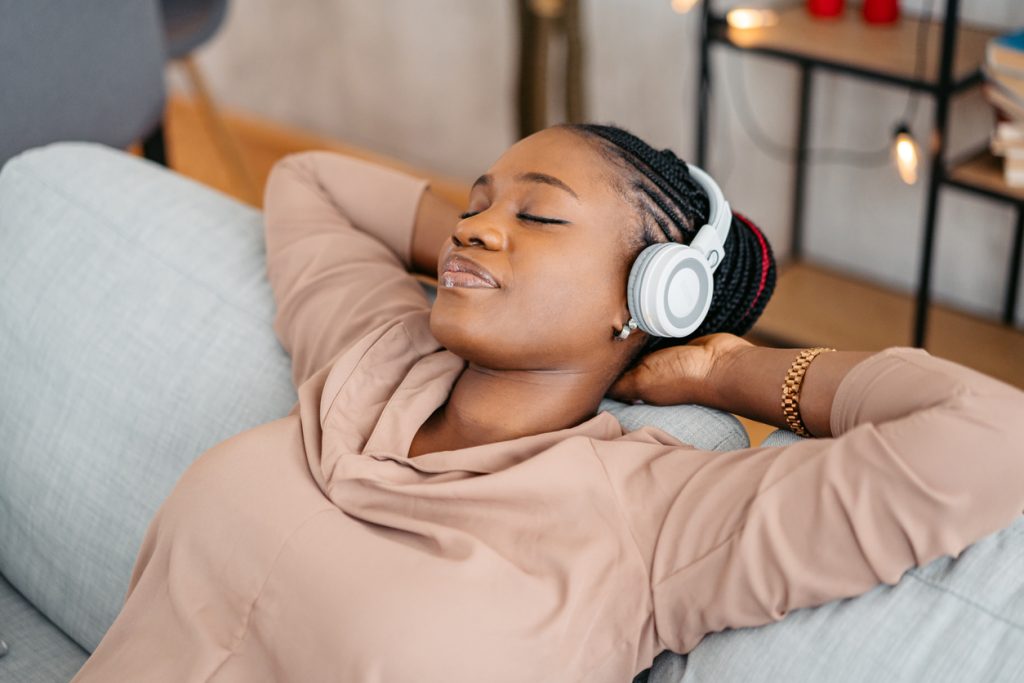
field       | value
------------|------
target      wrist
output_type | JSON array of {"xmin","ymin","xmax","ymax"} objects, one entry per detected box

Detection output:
[{"xmin": 701, "ymin": 341, "xmax": 756, "ymax": 408}]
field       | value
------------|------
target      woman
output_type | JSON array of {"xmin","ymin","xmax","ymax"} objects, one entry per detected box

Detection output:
[{"xmin": 72, "ymin": 124, "xmax": 1024, "ymax": 682}]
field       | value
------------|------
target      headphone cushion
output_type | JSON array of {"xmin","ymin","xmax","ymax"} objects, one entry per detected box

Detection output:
[
  {"xmin": 626, "ymin": 243, "xmax": 671, "ymax": 335},
  {"xmin": 629, "ymin": 243, "xmax": 715, "ymax": 338}
]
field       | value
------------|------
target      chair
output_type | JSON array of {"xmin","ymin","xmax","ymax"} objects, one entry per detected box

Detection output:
[
  {"xmin": 152, "ymin": 0, "xmax": 261, "ymax": 205},
  {"xmin": 0, "ymin": 0, "xmax": 167, "ymax": 170}
]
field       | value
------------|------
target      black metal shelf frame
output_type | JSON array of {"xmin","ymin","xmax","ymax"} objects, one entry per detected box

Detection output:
[{"xmin": 695, "ymin": 0, "xmax": 1024, "ymax": 344}]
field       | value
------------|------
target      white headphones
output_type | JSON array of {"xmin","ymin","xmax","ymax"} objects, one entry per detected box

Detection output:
[{"xmin": 616, "ymin": 164, "xmax": 731, "ymax": 340}]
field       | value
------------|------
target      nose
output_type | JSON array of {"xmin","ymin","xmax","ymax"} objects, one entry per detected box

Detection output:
[{"xmin": 452, "ymin": 212, "xmax": 507, "ymax": 251}]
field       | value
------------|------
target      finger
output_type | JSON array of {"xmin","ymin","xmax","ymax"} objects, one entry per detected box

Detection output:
[{"xmin": 686, "ymin": 334, "xmax": 718, "ymax": 347}]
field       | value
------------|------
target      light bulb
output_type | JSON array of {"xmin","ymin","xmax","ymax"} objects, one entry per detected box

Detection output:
[
  {"xmin": 671, "ymin": 0, "xmax": 700, "ymax": 13},
  {"xmin": 529, "ymin": 0, "xmax": 563, "ymax": 19},
  {"xmin": 726, "ymin": 8, "xmax": 779, "ymax": 29},
  {"xmin": 892, "ymin": 124, "xmax": 920, "ymax": 185}
]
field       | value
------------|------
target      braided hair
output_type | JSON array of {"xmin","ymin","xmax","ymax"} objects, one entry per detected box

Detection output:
[{"xmin": 561, "ymin": 123, "xmax": 776, "ymax": 352}]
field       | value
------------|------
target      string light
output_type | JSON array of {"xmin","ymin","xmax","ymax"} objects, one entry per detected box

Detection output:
[
  {"xmin": 892, "ymin": 123, "xmax": 921, "ymax": 185},
  {"xmin": 675, "ymin": 0, "xmax": 922, "ymax": 189},
  {"xmin": 671, "ymin": 0, "xmax": 699, "ymax": 13},
  {"xmin": 726, "ymin": 8, "xmax": 779, "ymax": 29}
]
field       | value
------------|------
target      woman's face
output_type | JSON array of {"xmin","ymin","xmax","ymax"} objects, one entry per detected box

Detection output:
[{"xmin": 430, "ymin": 127, "xmax": 642, "ymax": 375}]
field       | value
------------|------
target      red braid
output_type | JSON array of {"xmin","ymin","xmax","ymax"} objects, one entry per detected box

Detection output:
[{"xmin": 733, "ymin": 211, "xmax": 771, "ymax": 325}]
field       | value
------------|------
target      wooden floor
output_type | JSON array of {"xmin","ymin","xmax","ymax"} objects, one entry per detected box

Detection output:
[
  {"xmin": 154, "ymin": 93, "xmax": 1022, "ymax": 446},
  {"xmin": 158, "ymin": 95, "xmax": 471, "ymax": 210},
  {"xmin": 752, "ymin": 262, "xmax": 1024, "ymax": 388}
]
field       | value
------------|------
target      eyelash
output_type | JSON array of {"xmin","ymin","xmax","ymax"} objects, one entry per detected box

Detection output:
[{"xmin": 458, "ymin": 210, "xmax": 568, "ymax": 225}]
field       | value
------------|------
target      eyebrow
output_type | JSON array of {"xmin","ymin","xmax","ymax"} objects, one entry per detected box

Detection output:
[{"xmin": 471, "ymin": 172, "xmax": 580, "ymax": 201}]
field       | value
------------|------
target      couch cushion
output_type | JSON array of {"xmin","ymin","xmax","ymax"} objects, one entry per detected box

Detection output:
[
  {"xmin": 0, "ymin": 143, "xmax": 298, "ymax": 652},
  {"xmin": 599, "ymin": 399, "xmax": 748, "ymax": 451},
  {"xmin": 0, "ymin": 572, "xmax": 88, "ymax": 683},
  {"xmin": 643, "ymin": 503, "xmax": 1024, "ymax": 683}
]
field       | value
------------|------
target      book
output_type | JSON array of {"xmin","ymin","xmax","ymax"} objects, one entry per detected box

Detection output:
[
  {"xmin": 987, "ymin": 29, "xmax": 1024, "ymax": 78},
  {"xmin": 984, "ymin": 84, "xmax": 1024, "ymax": 122},
  {"xmin": 1004, "ymin": 153, "xmax": 1024, "ymax": 187},
  {"xmin": 992, "ymin": 141, "xmax": 1024, "ymax": 158},
  {"xmin": 982, "ymin": 63, "xmax": 1024, "ymax": 107},
  {"xmin": 996, "ymin": 122, "xmax": 1024, "ymax": 142}
]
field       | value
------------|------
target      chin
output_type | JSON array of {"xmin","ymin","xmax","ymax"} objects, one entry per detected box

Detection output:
[
  {"xmin": 428, "ymin": 303, "xmax": 596, "ymax": 372},
  {"xmin": 428, "ymin": 304, "xmax": 506, "ymax": 366}
]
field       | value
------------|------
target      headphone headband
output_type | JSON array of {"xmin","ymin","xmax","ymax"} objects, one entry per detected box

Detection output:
[{"xmin": 684, "ymin": 164, "xmax": 731, "ymax": 252}]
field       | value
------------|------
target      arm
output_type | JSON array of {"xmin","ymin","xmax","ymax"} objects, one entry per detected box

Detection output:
[
  {"xmin": 596, "ymin": 346, "xmax": 1024, "ymax": 654},
  {"xmin": 410, "ymin": 186, "xmax": 463, "ymax": 277},
  {"xmin": 609, "ymin": 333, "xmax": 873, "ymax": 437},
  {"xmin": 264, "ymin": 151, "xmax": 459, "ymax": 388}
]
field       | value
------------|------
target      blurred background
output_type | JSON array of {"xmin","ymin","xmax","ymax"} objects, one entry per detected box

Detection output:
[
  {"xmin": 158, "ymin": 0, "xmax": 1023, "ymax": 388},
  {"xmin": 4, "ymin": 0, "xmax": 1021, "ymax": 393}
]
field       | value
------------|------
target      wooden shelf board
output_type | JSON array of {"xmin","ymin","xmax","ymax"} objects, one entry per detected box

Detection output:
[
  {"xmin": 751, "ymin": 262, "xmax": 1024, "ymax": 388},
  {"xmin": 947, "ymin": 149, "xmax": 1024, "ymax": 203},
  {"xmin": 719, "ymin": 4, "xmax": 997, "ymax": 86}
]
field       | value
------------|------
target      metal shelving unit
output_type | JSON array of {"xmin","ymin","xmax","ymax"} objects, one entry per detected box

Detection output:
[{"xmin": 696, "ymin": 0, "xmax": 1023, "ymax": 346}]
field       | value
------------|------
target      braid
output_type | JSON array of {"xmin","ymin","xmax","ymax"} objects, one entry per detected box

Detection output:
[{"xmin": 561, "ymin": 123, "xmax": 776, "ymax": 349}]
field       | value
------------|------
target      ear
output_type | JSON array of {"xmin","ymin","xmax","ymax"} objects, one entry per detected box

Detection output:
[
  {"xmin": 612, "ymin": 318, "xmax": 638, "ymax": 341},
  {"xmin": 610, "ymin": 315, "xmax": 648, "ymax": 364}
]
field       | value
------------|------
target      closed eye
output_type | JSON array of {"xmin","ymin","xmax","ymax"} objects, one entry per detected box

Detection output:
[
  {"xmin": 517, "ymin": 212, "xmax": 570, "ymax": 225},
  {"xmin": 459, "ymin": 210, "xmax": 570, "ymax": 225}
]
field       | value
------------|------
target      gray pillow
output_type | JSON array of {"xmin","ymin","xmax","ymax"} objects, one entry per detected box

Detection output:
[
  {"xmin": 0, "ymin": 143, "xmax": 297, "ymax": 651},
  {"xmin": 644, "ymin": 513, "xmax": 1024, "ymax": 682},
  {"xmin": 599, "ymin": 399, "xmax": 749, "ymax": 451}
]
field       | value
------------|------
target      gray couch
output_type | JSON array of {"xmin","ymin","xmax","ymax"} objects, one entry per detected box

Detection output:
[{"xmin": 1, "ymin": 143, "xmax": 1022, "ymax": 683}]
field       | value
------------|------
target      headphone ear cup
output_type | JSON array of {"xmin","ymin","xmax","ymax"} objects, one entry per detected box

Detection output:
[
  {"xmin": 626, "ymin": 243, "xmax": 669, "ymax": 335},
  {"xmin": 628, "ymin": 243, "xmax": 715, "ymax": 338}
]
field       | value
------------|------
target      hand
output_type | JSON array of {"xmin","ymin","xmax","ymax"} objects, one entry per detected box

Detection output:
[{"xmin": 608, "ymin": 333, "xmax": 754, "ymax": 406}]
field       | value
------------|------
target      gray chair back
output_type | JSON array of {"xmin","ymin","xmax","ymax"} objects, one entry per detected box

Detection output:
[
  {"xmin": 0, "ymin": 0, "xmax": 167, "ymax": 168},
  {"xmin": 160, "ymin": 0, "xmax": 229, "ymax": 59}
]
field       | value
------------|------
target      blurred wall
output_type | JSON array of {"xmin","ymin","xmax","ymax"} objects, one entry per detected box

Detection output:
[{"xmin": 187, "ymin": 0, "xmax": 1024, "ymax": 327}]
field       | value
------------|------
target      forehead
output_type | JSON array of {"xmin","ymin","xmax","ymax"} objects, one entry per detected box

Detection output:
[{"xmin": 485, "ymin": 127, "xmax": 616, "ymax": 200}]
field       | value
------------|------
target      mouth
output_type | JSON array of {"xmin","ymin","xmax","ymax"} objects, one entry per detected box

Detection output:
[{"xmin": 440, "ymin": 253, "xmax": 500, "ymax": 289}]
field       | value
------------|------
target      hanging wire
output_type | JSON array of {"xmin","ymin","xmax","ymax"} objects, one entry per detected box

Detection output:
[
  {"xmin": 706, "ymin": 63, "xmax": 738, "ymax": 185},
  {"xmin": 719, "ymin": 0, "xmax": 937, "ymax": 169},
  {"xmin": 899, "ymin": 0, "xmax": 938, "ymax": 124}
]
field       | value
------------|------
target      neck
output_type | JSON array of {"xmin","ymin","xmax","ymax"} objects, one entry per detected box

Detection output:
[{"xmin": 415, "ymin": 362, "xmax": 614, "ymax": 454}]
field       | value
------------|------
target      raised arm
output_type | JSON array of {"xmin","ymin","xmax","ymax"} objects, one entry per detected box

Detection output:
[
  {"xmin": 596, "ymin": 346, "xmax": 1024, "ymax": 654},
  {"xmin": 263, "ymin": 151, "xmax": 460, "ymax": 388}
]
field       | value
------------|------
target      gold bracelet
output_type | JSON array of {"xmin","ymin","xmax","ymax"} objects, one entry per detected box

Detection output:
[{"xmin": 781, "ymin": 347, "xmax": 836, "ymax": 437}]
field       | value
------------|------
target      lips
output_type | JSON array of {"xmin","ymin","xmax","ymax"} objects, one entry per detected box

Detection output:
[{"xmin": 440, "ymin": 253, "xmax": 500, "ymax": 289}]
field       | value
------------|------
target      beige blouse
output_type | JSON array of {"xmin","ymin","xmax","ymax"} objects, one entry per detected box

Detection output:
[{"xmin": 71, "ymin": 152, "xmax": 1024, "ymax": 683}]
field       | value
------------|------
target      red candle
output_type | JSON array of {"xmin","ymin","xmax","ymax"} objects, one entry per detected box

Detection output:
[
  {"xmin": 807, "ymin": 0, "xmax": 844, "ymax": 17},
  {"xmin": 863, "ymin": 0, "xmax": 900, "ymax": 23}
]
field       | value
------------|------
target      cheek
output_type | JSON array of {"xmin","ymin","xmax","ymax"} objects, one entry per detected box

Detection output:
[
  {"xmin": 430, "ymin": 260, "xmax": 625, "ymax": 369},
  {"xmin": 512, "ymin": 259, "xmax": 612, "ymax": 334}
]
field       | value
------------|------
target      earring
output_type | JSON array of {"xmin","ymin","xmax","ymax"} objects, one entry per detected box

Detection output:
[{"xmin": 614, "ymin": 318, "xmax": 638, "ymax": 341}]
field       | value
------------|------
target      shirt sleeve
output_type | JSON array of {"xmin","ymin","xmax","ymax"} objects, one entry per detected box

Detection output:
[
  {"xmin": 263, "ymin": 151, "xmax": 432, "ymax": 389},
  {"xmin": 591, "ymin": 347, "xmax": 1024, "ymax": 655}
]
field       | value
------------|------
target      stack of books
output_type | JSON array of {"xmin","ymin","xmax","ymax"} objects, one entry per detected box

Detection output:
[{"xmin": 984, "ymin": 29, "xmax": 1024, "ymax": 187}]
